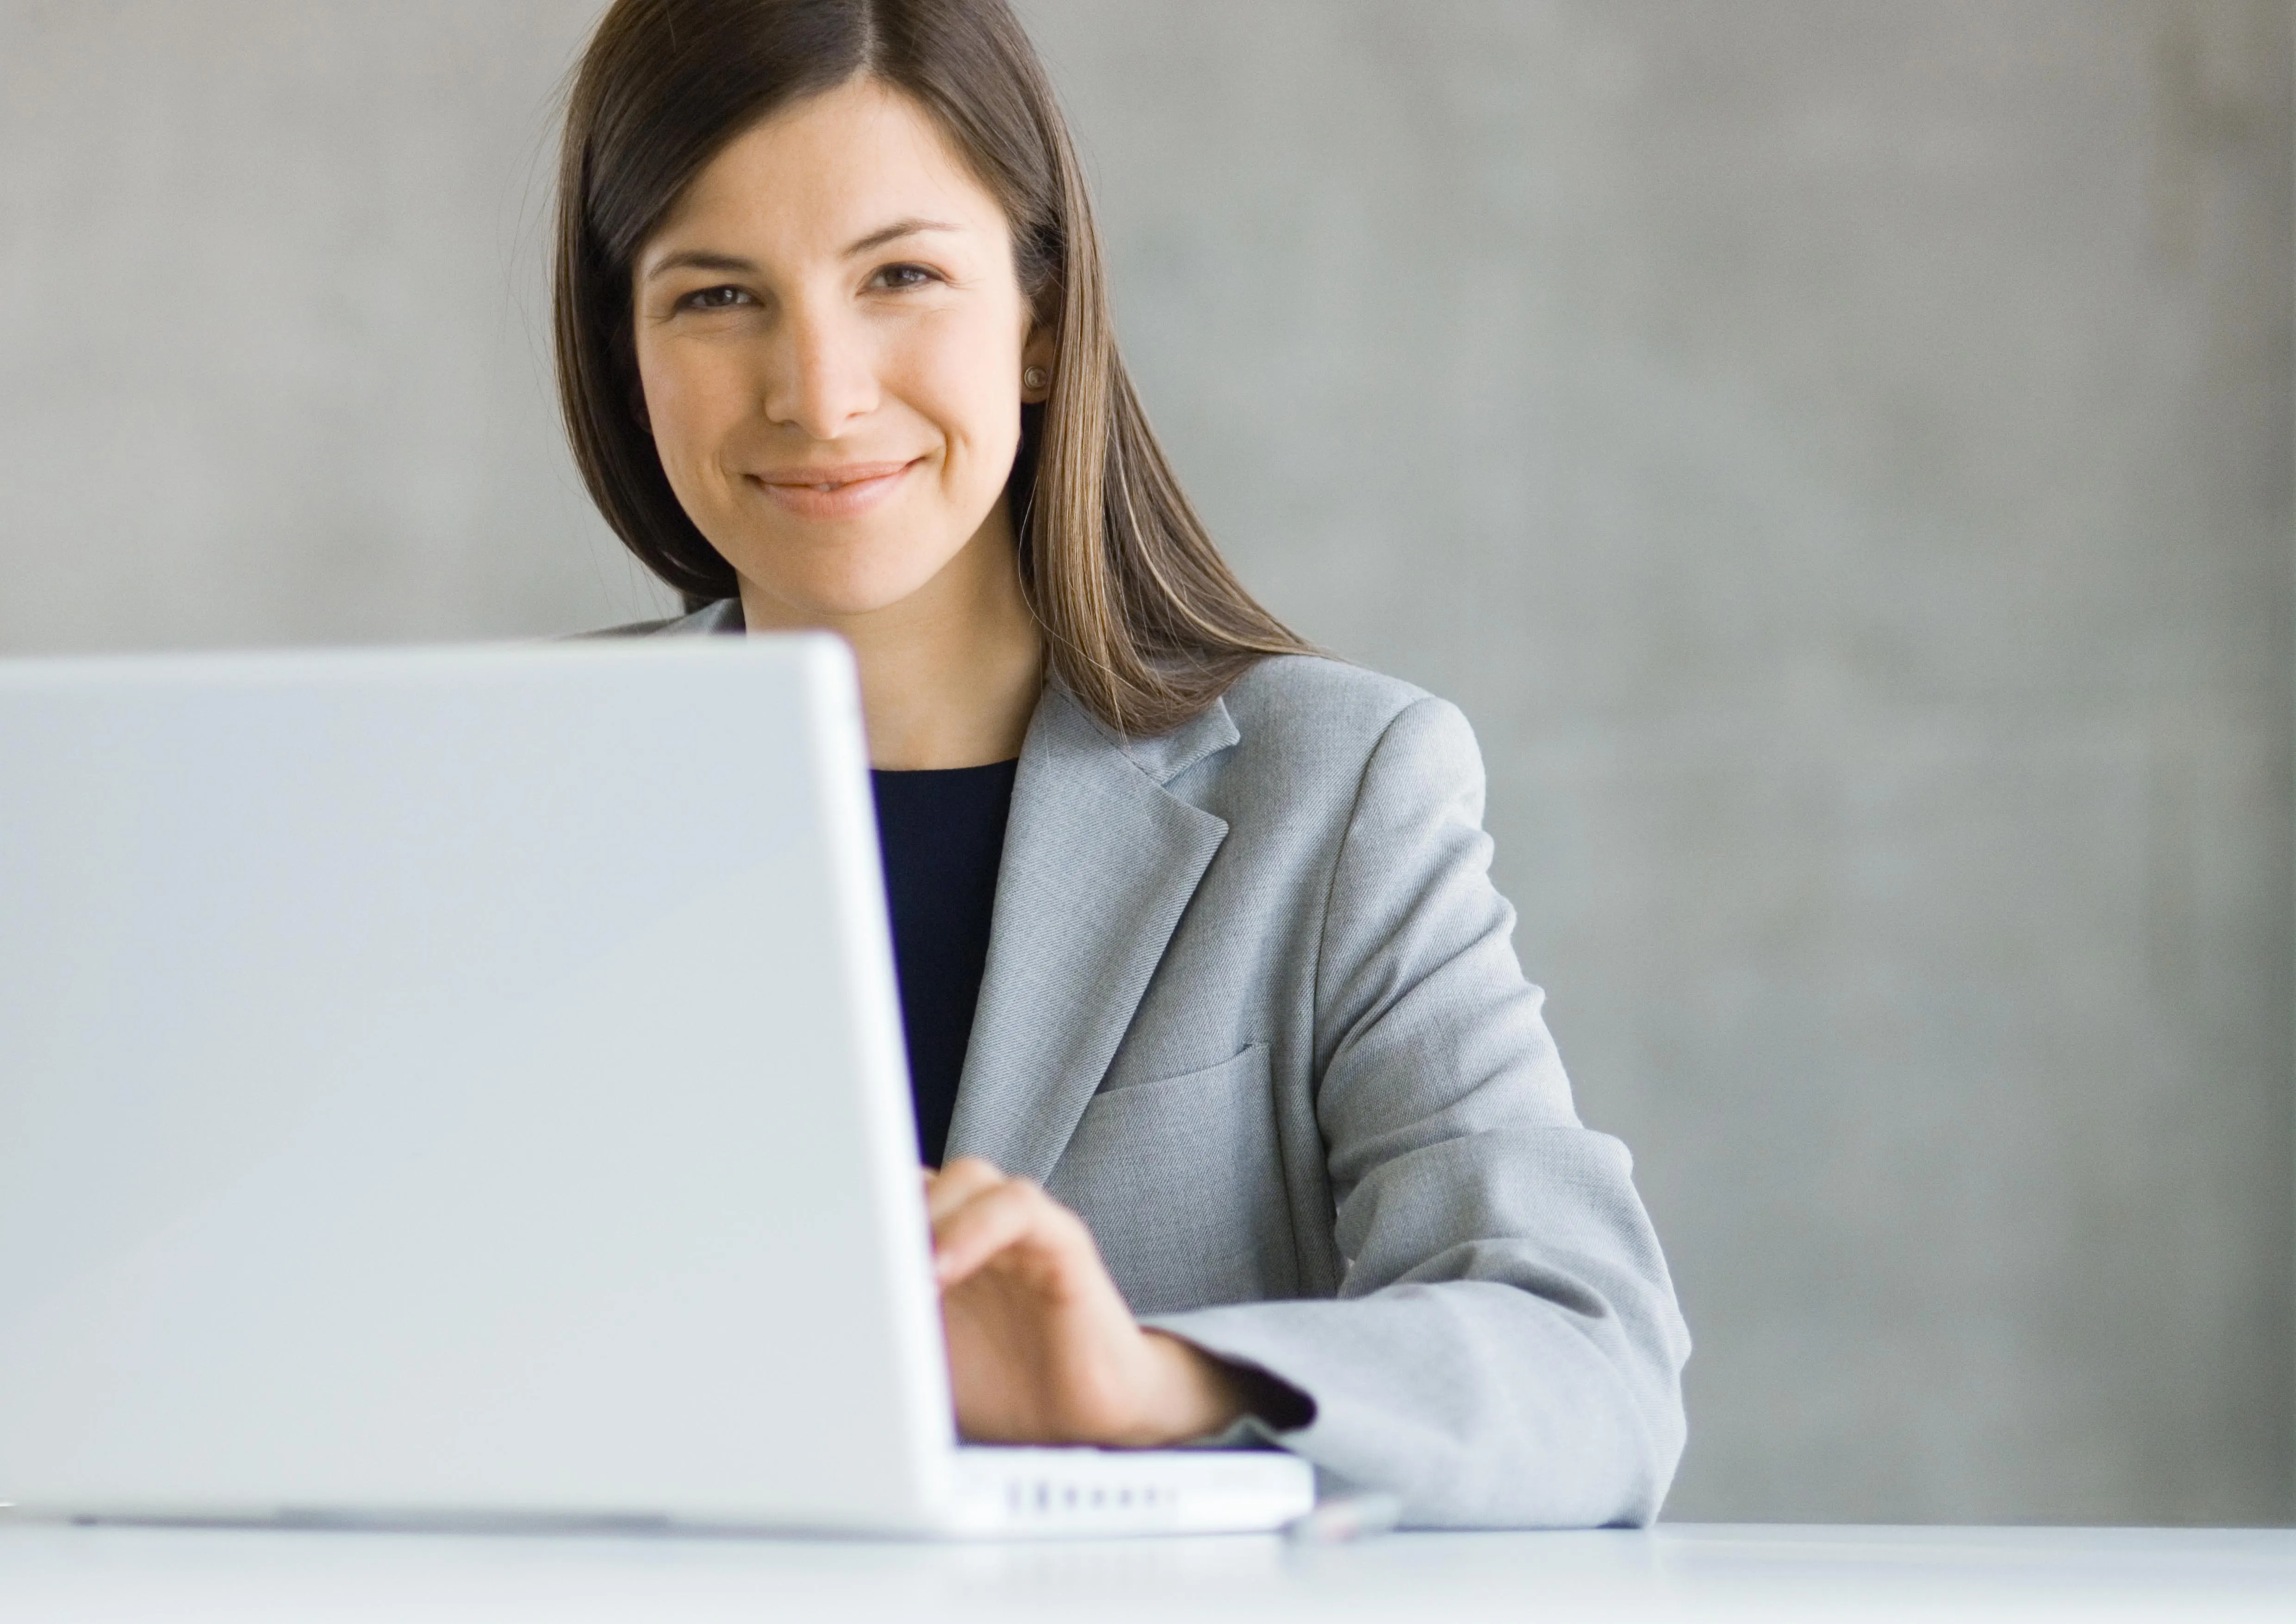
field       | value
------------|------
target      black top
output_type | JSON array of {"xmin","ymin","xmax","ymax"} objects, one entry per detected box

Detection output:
[{"xmin": 871, "ymin": 759, "xmax": 1019, "ymax": 1168}]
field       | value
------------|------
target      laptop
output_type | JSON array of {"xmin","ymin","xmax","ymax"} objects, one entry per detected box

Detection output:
[{"xmin": 0, "ymin": 636, "xmax": 1313, "ymax": 1537}]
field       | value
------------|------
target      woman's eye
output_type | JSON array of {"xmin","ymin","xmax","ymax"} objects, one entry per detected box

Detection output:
[
  {"xmin": 681, "ymin": 286, "xmax": 751, "ymax": 311},
  {"xmin": 871, "ymin": 264, "xmax": 938, "ymax": 291}
]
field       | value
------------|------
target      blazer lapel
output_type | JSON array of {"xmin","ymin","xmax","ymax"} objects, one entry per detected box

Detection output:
[{"xmin": 944, "ymin": 686, "xmax": 1239, "ymax": 1183}]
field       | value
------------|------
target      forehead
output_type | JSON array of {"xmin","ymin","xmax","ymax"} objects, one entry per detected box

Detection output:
[{"xmin": 649, "ymin": 78, "xmax": 1006, "ymax": 255}]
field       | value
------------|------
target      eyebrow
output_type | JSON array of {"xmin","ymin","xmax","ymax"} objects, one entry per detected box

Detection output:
[
  {"xmin": 845, "ymin": 216, "xmax": 961, "ymax": 256},
  {"xmin": 644, "ymin": 250, "xmax": 759, "ymax": 281},
  {"xmin": 642, "ymin": 219, "xmax": 964, "ymax": 282}
]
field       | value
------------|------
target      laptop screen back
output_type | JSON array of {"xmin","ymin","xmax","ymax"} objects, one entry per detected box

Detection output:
[{"xmin": 0, "ymin": 637, "xmax": 951, "ymax": 1529}]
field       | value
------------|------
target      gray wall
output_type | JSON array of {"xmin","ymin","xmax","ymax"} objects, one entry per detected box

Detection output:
[
  {"xmin": 0, "ymin": 0, "xmax": 670, "ymax": 651},
  {"xmin": 0, "ymin": 0, "xmax": 2288, "ymax": 1524}
]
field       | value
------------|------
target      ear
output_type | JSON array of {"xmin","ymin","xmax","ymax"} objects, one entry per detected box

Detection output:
[{"xmin": 1020, "ymin": 321, "xmax": 1058, "ymax": 404}]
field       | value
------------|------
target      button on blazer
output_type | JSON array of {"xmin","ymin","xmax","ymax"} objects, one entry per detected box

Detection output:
[{"xmin": 641, "ymin": 600, "xmax": 1690, "ymax": 1528}]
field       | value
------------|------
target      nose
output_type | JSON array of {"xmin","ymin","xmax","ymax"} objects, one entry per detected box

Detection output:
[{"xmin": 761, "ymin": 301, "xmax": 879, "ymax": 440}]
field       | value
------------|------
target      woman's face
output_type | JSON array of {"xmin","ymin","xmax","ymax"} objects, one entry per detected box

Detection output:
[{"xmin": 632, "ymin": 78, "xmax": 1051, "ymax": 621}]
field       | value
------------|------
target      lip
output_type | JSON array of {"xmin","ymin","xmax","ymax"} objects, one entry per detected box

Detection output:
[{"xmin": 746, "ymin": 459, "xmax": 920, "ymax": 520}]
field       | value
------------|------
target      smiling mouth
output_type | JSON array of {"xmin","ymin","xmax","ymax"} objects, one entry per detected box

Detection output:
[
  {"xmin": 755, "ymin": 461, "xmax": 915, "ymax": 490},
  {"xmin": 748, "ymin": 459, "xmax": 919, "ymax": 517}
]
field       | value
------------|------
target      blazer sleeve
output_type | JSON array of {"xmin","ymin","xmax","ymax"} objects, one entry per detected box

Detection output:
[{"xmin": 1142, "ymin": 696, "xmax": 1692, "ymax": 1528}]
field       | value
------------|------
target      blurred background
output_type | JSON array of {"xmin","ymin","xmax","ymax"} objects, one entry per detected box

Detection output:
[{"xmin": 0, "ymin": 0, "xmax": 2288, "ymax": 1524}]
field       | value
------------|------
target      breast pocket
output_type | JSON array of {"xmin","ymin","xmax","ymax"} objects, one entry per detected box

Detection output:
[{"xmin": 1044, "ymin": 1043, "xmax": 1297, "ymax": 1316}]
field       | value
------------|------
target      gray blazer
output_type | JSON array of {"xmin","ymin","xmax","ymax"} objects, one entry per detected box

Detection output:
[{"xmin": 642, "ymin": 600, "xmax": 1690, "ymax": 1528}]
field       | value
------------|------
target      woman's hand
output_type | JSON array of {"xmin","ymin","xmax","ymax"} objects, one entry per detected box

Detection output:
[{"xmin": 926, "ymin": 1156, "xmax": 1248, "ymax": 1447}]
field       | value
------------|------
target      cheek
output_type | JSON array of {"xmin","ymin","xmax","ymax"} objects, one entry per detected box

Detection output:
[
  {"xmin": 635, "ymin": 342, "xmax": 743, "ymax": 486},
  {"xmin": 906, "ymin": 321, "xmax": 1022, "ymax": 487}
]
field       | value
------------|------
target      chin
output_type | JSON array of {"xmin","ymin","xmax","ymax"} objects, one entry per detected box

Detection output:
[{"xmin": 737, "ymin": 556, "xmax": 957, "ymax": 622}]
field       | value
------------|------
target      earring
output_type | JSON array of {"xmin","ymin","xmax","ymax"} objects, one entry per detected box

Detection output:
[{"xmin": 1024, "ymin": 366, "xmax": 1051, "ymax": 393}]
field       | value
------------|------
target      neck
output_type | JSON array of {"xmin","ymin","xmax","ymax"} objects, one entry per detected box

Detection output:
[{"xmin": 736, "ymin": 505, "xmax": 1045, "ymax": 770}]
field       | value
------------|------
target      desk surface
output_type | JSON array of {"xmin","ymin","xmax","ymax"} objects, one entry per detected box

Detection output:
[{"xmin": 6, "ymin": 1521, "xmax": 2295, "ymax": 1622}]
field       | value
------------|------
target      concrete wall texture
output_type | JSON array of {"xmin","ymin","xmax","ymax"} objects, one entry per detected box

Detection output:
[{"xmin": 0, "ymin": 0, "xmax": 2287, "ymax": 1524}]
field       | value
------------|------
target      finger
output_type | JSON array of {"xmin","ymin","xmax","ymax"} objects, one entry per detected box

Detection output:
[
  {"xmin": 932, "ymin": 1177, "xmax": 1077, "ymax": 1288},
  {"xmin": 931, "ymin": 1176, "xmax": 1039, "ymax": 1283},
  {"xmin": 926, "ymin": 1156, "xmax": 1010, "ymax": 1225}
]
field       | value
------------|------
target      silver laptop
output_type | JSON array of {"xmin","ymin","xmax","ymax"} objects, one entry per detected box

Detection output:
[{"xmin": 0, "ymin": 637, "xmax": 1312, "ymax": 1537}]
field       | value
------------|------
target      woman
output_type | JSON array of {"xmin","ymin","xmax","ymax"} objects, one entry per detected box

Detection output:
[{"xmin": 559, "ymin": 0, "xmax": 1688, "ymax": 1528}]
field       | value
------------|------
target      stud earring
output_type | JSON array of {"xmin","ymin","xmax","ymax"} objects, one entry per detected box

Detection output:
[{"xmin": 1024, "ymin": 366, "xmax": 1050, "ymax": 393}]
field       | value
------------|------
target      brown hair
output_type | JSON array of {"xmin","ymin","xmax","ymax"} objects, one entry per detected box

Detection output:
[{"xmin": 554, "ymin": 0, "xmax": 1309, "ymax": 735}]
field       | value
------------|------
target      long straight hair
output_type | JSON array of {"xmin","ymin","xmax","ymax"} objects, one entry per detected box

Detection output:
[{"xmin": 554, "ymin": 0, "xmax": 1309, "ymax": 736}]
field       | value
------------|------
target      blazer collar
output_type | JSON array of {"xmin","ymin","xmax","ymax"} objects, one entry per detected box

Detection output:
[
  {"xmin": 651, "ymin": 598, "xmax": 745, "ymax": 636},
  {"xmin": 944, "ymin": 684, "xmax": 1238, "ymax": 1181}
]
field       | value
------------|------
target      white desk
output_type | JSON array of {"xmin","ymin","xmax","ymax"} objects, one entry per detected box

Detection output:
[{"xmin": 5, "ymin": 1521, "xmax": 2292, "ymax": 1622}]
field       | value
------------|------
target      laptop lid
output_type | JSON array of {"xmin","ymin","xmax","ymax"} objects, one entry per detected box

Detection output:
[{"xmin": 0, "ymin": 637, "xmax": 956, "ymax": 1531}]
